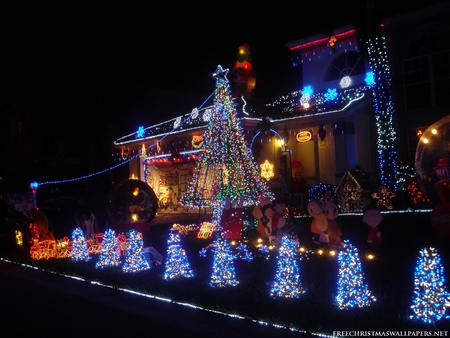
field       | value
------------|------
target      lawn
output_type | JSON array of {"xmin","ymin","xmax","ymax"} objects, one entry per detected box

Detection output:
[{"xmin": 1, "ymin": 210, "xmax": 450, "ymax": 335}]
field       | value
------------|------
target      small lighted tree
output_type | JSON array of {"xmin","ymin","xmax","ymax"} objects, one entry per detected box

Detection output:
[
  {"xmin": 335, "ymin": 240, "xmax": 376, "ymax": 309},
  {"xmin": 410, "ymin": 247, "xmax": 450, "ymax": 325},
  {"xmin": 122, "ymin": 230, "xmax": 150, "ymax": 273},
  {"xmin": 209, "ymin": 234, "xmax": 239, "ymax": 287},
  {"xmin": 70, "ymin": 227, "xmax": 91, "ymax": 262},
  {"xmin": 269, "ymin": 234, "xmax": 305, "ymax": 298},
  {"xmin": 164, "ymin": 229, "xmax": 194, "ymax": 280},
  {"xmin": 96, "ymin": 229, "xmax": 121, "ymax": 269}
]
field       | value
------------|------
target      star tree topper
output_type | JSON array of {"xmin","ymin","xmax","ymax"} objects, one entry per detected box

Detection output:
[{"xmin": 210, "ymin": 65, "xmax": 229, "ymax": 83}]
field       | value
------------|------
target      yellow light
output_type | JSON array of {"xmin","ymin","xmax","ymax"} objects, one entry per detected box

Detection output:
[
  {"xmin": 257, "ymin": 238, "xmax": 263, "ymax": 243},
  {"xmin": 432, "ymin": 129, "xmax": 438, "ymax": 135},
  {"xmin": 131, "ymin": 214, "xmax": 138, "ymax": 222},
  {"xmin": 317, "ymin": 249, "xmax": 324, "ymax": 255},
  {"xmin": 365, "ymin": 253, "xmax": 376, "ymax": 260},
  {"xmin": 132, "ymin": 187, "xmax": 139, "ymax": 196},
  {"xmin": 329, "ymin": 250, "xmax": 336, "ymax": 257},
  {"xmin": 260, "ymin": 160, "xmax": 275, "ymax": 181},
  {"xmin": 130, "ymin": 174, "xmax": 138, "ymax": 180},
  {"xmin": 277, "ymin": 139, "xmax": 285, "ymax": 148},
  {"xmin": 299, "ymin": 246, "xmax": 306, "ymax": 252},
  {"xmin": 422, "ymin": 138, "xmax": 429, "ymax": 144},
  {"xmin": 230, "ymin": 240, "xmax": 237, "ymax": 246}
]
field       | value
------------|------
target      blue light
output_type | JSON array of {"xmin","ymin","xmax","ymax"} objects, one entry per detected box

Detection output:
[
  {"xmin": 324, "ymin": 88, "xmax": 338, "ymax": 101},
  {"xmin": 302, "ymin": 85, "xmax": 313, "ymax": 96},
  {"xmin": 136, "ymin": 126, "xmax": 145, "ymax": 138},
  {"xmin": 365, "ymin": 71, "xmax": 375, "ymax": 86}
]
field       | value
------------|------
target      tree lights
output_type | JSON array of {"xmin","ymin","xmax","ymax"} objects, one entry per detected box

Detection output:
[
  {"xmin": 209, "ymin": 234, "xmax": 239, "ymax": 287},
  {"xmin": 269, "ymin": 234, "xmax": 305, "ymax": 298},
  {"xmin": 410, "ymin": 247, "xmax": 450, "ymax": 325},
  {"xmin": 122, "ymin": 230, "xmax": 150, "ymax": 273},
  {"xmin": 335, "ymin": 240, "xmax": 376, "ymax": 309},
  {"xmin": 164, "ymin": 229, "xmax": 194, "ymax": 280},
  {"xmin": 179, "ymin": 65, "xmax": 272, "ymax": 228},
  {"xmin": 70, "ymin": 227, "xmax": 91, "ymax": 262},
  {"xmin": 95, "ymin": 229, "xmax": 121, "ymax": 269}
]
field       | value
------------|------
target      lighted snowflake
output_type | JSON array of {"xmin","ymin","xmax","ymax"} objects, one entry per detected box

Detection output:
[
  {"xmin": 203, "ymin": 109, "xmax": 212, "ymax": 122},
  {"xmin": 324, "ymin": 88, "xmax": 338, "ymax": 101},
  {"xmin": 300, "ymin": 94, "xmax": 311, "ymax": 107},
  {"xmin": 302, "ymin": 85, "xmax": 313, "ymax": 96},
  {"xmin": 136, "ymin": 126, "xmax": 145, "ymax": 138},
  {"xmin": 260, "ymin": 160, "xmax": 274, "ymax": 181},
  {"xmin": 340, "ymin": 76, "xmax": 352, "ymax": 88},
  {"xmin": 365, "ymin": 71, "xmax": 375, "ymax": 86},
  {"xmin": 173, "ymin": 117, "xmax": 182, "ymax": 129},
  {"xmin": 191, "ymin": 108, "xmax": 199, "ymax": 119}
]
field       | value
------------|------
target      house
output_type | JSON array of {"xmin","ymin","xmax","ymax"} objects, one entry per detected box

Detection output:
[{"xmin": 112, "ymin": 2, "xmax": 450, "ymax": 208}]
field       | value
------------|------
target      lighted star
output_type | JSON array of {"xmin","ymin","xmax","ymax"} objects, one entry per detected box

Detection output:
[{"xmin": 211, "ymin": 65, "xmax": 229, "ymax": 83}]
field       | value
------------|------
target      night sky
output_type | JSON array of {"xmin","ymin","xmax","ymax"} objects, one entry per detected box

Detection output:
[
  {"xmin": 3, "ymin": 1, "xmax": 436, "ymax": 134},
  {"xmin": 2, "ymin": 1, "xmax": 444, "ymax": 187}
]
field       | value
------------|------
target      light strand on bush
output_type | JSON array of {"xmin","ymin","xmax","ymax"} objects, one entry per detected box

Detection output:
[{"xmin": 209, "ymin": 233, "xmax": 239, "ymax": 287}]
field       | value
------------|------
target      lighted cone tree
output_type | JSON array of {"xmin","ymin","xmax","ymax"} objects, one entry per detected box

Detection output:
[
  {"xmin": 122, "ymin": 230, "xmax": 150, "ymax": 273},
  {"xmin": 179, "ymin": 65, "xmax": 272, "ymax": 228},
  {"xmin": 164, "ymin": 229, "xmax": 194, "ymax": 280},
  {"xmin": 269, "ymin": 234, "xmax": 305, "ymax": 298},
  {"xmin": 209, "ymin": 233, "xmax": 239, "ymax": 287},
  {"xmin": 96, "ymin": 229, "xmax": 121, "ymax": 269},
  {"xmin": 335, "ymin": 240, "xmax": 376, "ymax": 309},
  {"xmin": 70, "ymin": 227, "xmax": 91, "ymax": 262},
  {"xmin": 410, "ymin": 247, "xmax": 450, "ymax": 325}
]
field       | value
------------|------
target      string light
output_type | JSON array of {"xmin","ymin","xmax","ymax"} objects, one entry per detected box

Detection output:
[
  {"xmin": 122, "ymin": 230, "xmax": 150, "ymax": 273},
  {"xmin": 410, "ymin": 247, "xmax": 450, "ymax": 324},
  {"xmin": 164, "ymin": 229, "xmax": 194, "ymax": 280},
  {"xmin": 70, "ymin": 228, "xmax": 91, "ymax": 262},
  {"xmin": 209, "ymin": 234, "xmax": 239, "ymax": 288},
  {"xmin": 269, "ymin": 234, "xmax": 305, "ymax": 298},
  {"xmin": 95, "ymin": 229, "xmax": 121, "ymax": 269},
  {"xmin": 335, "ymin": 240, "xmax": 376, "ymax": 309}
]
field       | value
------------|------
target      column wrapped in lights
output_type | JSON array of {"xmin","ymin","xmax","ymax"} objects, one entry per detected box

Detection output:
[
  {"xmin": 180, "ymin": 65, "xmax": 273, "ymax": 229},
  {"xmin": 410, "ymin": 247, "xmax": 450, "ymax": 324},
  {"xmin": 366, "ymin": 36, "xmax": 398, "ymax": 191}
]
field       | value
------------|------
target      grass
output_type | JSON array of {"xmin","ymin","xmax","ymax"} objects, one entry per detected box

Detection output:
[{"xmin": 2, "ymin": 210, "xmax": 450, "ymax": 335}]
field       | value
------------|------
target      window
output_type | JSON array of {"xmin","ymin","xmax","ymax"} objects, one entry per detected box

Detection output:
[
  {"xmin": 325, "ymin": 51, "xmax": 365, "ymax": 82},
  {"xmin": 402, "ymin": 23, "xmax": 450, "ymax": 110}
]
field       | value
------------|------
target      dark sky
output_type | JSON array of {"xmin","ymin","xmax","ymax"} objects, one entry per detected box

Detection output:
[{"xmin": 3, "ymin": 1, "xmax": 443, "ymax": 137}]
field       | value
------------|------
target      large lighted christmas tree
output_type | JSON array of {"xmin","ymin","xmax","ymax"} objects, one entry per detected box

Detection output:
[
  {"xmin": 164, "ymin": 229, "xmax": 194, "ymax": 280},
  {"xmin": 96, "ymin": 229, "xmax": 121, "ymax": 269},
  {"xmin": 410, "ymin": 247, "xmax": 450, "ymax": 325},
  {"xmin": 122, "ymin": 230, "xmax": 150, "ymax": 273},
  {"xmin": 269, "ymin": 234, "xmax": 305, "ymax": 298},
  {"xmin": 70, "ymin": 227, "xmax": 91, "ymax": 262},
  {"xmin": 209, "ymin": 233, "xmax": 239, "ymax": 287},
  {"xmin": 335, "ymin": 240, "xmax": 376, "ymax": 309},
  {"xmin": 180, "ymin": 65, "xmax": 272, "ymax": 227}
]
